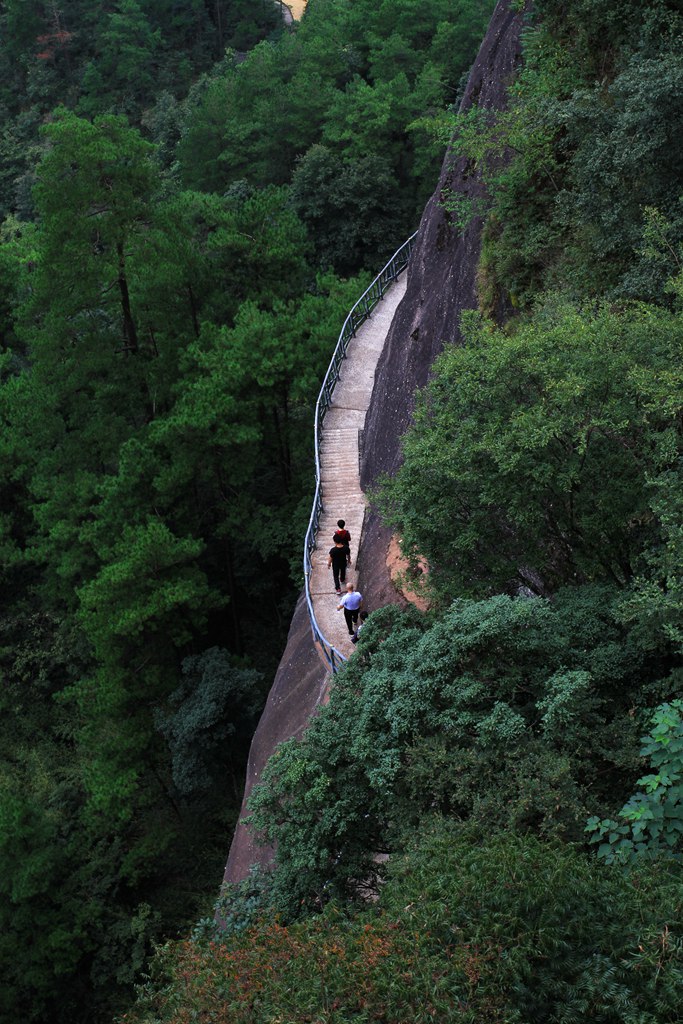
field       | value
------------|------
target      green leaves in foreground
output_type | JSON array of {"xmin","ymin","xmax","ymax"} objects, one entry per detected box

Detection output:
[
  {"xmin": 247, "ymin": 587, "xmax": 677, "ymax": 915},
  {"xmin": 125, "ymin": 824, "xmax": 683, "ymax": 1024},
  {"xmin": 587, "ymin": 699, "xmax": 683, "ymax": 863}
]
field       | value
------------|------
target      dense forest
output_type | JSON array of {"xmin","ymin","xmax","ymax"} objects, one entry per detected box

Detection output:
[
  {"xmin": 0, "ymin": 0, "xmax": 495, "ymax": 1021},
  {"xmin": 120, "ymin": 0, "xmax": 683, "ymax": 1021}
]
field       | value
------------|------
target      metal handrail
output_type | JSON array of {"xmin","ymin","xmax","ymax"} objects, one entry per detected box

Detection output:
[{"xmin": 303, "ymin": 232, "xmax": 417, "ymax": 673}]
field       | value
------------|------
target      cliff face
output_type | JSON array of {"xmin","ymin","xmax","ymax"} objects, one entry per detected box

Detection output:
[
  {"xmin": 358, "ymin": 0, "xmax": 528, "ymax": 612},
  {"xmin": 222, "ymin": 592, "xmax": 328, "ymax": 883},
  {"xmin": 361, "ymin": 0, "xmax": 527, "ymax": 487},
  {"xmin": 223, "ymin": 0, "xmax": 527, "ymax": 886}
]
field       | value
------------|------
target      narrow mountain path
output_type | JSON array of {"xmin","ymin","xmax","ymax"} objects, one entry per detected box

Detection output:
[{"xmin": 308, "ymin": 275, "xmax": 408, "ymax": 661}]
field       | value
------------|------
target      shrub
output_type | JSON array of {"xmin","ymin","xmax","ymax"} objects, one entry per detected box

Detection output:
[{"xmin": 122, "ymin": 822, "xmax": 683, "ymax": 1023}]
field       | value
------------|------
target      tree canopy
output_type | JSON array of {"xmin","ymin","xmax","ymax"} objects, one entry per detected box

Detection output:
[
  {"xmin": 0, "ymin": 1, "xmax": 495, "ymax": 1019},
  {"xmin": 377, "ymin": 299, "xmax": 683, "ymax": 603},
  {"xmin": 7, "ymin": 0, "xmax": 683, "ymax": 1022}
]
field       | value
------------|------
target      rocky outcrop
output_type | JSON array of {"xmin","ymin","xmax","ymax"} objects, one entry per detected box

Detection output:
[
  {"xmin": 222, "ymin": 0, "xmax": 528, "ymax": 887},
  {"xmin": 358, "ymin": 0, "xmax": 528, "ymax": 609},
  {"xmin": 222, "ymin": 592, "xmax": 328, "ymax": 882}
]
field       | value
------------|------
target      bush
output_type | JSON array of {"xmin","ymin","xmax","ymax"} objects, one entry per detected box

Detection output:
[
  {"xmin": 383, "ymin": 821, "xmax": 683, "ymax": 1023},
  {"xmin": 122, "ymin": 822, "xmax": 683, "ymax": 1023},
  {"xmin": 246, "ymin": 587, "xmax": 676, "ymax": 915},
  {"xmin": 377, "ymin": 300, "xmax": 683, "ymax": 600}
]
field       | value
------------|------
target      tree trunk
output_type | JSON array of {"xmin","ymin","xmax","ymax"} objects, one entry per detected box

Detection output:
[
  {"xmin": 271, "ymin": 403, "xmax": 290, "ymax": 495},
  {"xmin": 117, "ymin": 241, "xmax": 138, "ymax": 353},
  {"xmin": 187, "ymin": 282, "xmax": 200, "ymax": 338},
  {"xmin": 225, "ymin": 539, "xmax": 243, "ymax": 654},
  {"xmin": 281, "ymin": 381, "xmax": 292, "ymax": 491},
  {"xmin": 215, "ymin": 0, "xmax": 224, "ymax": 52}
]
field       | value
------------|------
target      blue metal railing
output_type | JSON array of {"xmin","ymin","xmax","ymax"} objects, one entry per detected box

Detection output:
[{"xmin": 303, "ymin": 232, "xmax": 417, "ymax": 672}]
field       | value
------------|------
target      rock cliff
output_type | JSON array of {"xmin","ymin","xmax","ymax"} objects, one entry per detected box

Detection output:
[
  {"xmin": 222, "ymin": 0, "xmax": 527, "ymax": 886},
  {"xmin": 359, "ymin": 0, "xmax": 528, "ymax": 609}
]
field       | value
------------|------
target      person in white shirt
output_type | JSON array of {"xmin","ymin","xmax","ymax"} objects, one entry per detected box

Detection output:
[{"xmin": 337, "ymin": 583, "xmax": 363, "ymax": 636}]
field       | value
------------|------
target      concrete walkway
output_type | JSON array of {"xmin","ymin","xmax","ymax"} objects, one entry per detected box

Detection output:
[{"xmin": 308, "ymin": 275, "xmax": 407, "ymax": 660}]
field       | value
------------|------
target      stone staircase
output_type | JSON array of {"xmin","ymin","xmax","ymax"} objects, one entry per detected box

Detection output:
[{"xmin": 308, "ymin": 276, "xmax": 407, "ymax": 660}]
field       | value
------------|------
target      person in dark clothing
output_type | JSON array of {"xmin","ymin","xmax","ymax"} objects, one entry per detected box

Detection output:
[
  {"xmin": 333, "ymin": 518, "xmax": 351, "ymax": 566},
  {"xmin": 327, "ymin": 540, "xmax": 348, "ymax": 594}
]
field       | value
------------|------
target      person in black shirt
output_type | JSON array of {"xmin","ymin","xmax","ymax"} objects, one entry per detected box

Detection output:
[
  {"xmin": 333, "ymin": 518, "xmax": 351, "ymax": 566},
  {"xmin": 327, "ymin": 539, "xmax": 348, "ymax": 594}
]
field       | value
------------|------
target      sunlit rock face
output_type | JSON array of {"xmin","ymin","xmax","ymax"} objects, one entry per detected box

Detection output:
[
  {"xmin": 222, "ymin": 0, "xmax": 528, "ymax": 888},
  {"xmin": 358, "ymin": 0, "xmax": 528, "ymax": 614}
]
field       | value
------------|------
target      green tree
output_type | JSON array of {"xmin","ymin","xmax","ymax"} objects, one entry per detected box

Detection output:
[
  {"xmin": 619, "ymin": 468, "xmax": 683, "ymax": 652},
  {"xmin": 292, "ymin": 143, "xmax": 404, "ymax": 271},
  {"xmin": 31, "ymin": 108, "xmax": 156, "ymax": 359},
  {"xmin": 0, "ymin": 100, "xmax": 330, "ymax": 1019},
  {"xmin": 532, "ymin": 0, "xmax": 683, "ymax": 77},
  {"xmin": 0, "ymin": 608, "xmax": 161, "ymax": 1024},
  {"xmin": 177, "ymin": 37, "xmax": 318, "ymax": 192},
  {"xmin": 123, "ymin": 824, "xmax": 683, "ymax": 1024},
  {"xmin": 377, "ymin": 300, "xmax": 683, "ymax": 599},
  {"xmin": 79, "ymin": 0, "xmax": 162, "ymax": 117},
  {"xmin": 382, "ymin": 823, "xmax": 683, "ymax": 1024},
  {"xmin": 155, "ymin": 647, "xmax": 263, "ymax": 798},
  {"xmin": 19, "ymin": 110, "xmax": 159, "ymax": 604},
  {"xmin": 562, "ymin": 49, "xmax": 683, "ymax": 302},
  {"xmin": 248, "ymin": 586, "xmax": 668, "ymax": 914}
]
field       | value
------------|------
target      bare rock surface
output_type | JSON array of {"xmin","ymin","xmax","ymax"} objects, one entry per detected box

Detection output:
[
  {"xmin": 222, "ymin": 592, "xmax": 327, "ymax": 882},
  {"xmin": 359, "ymin": 0, "xmax": 528, "ymax": 592}
]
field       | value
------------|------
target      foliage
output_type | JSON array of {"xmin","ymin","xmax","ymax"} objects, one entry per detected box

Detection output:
[
  {"xmin": 78, "ymin": 0, "xmax": 164, "ymax": 118},
  {"xmin": 247, "ymin": 587, "xmax": 676, "ymax": 915},
  {"xmin": 377, "ymin": 299, "xmax": 683, "ymax": 601},
  {"xmin": 193, "ymin": 864, "xmax": 274, "ymax": 943},
  {"xmin": 124, "ymin": 911, "xmax": 460, "ymax": 1024},
  {"xmin": 0, "ymin": 0, "xmax": 498, "ymax": 1018},
  {"xmin": 118, "ymin": 1, "xmax": 683, "ymax": 1019},
  {"xmin": 0, "ymin": 0, "xmax": 281, "ymax": 217},
  {"xmin": 176, "ymin": 0, "xmax": 494, "ymax": 268},
  {"xmin": 531, "ymin": 0, "xmax": 683, "ymax": 76},
  {"xmin": 156, "ymin": 648, "xmax": 263, "ymax": 798},
  {"xmin": 8, "ymin": 0, "xmax": 683, "ymax": 1021},
  {"xmin": 382, "ymin": 823, "xmax": 683, "ymax": 1024},
  {"xmin": 437, "ymin": 4, "xmax": 683, "ymax": 309},
  {"xmin": 618, "ymin": 467, "xmax": 683, "ymax": 653},
  {"xmin": 122, "ymin": 823, "xmax": 683, "ymax": 1024},
  {"xmin": 0, "ymin": 606, "xmax": 248, "ymax": 1023},
  {"xmin": 559, "ymin": 48, "xmax": 683, "ymax": 303},
  {"xmin": 0, "ymin": 608, "xmax": 167, "ymax": 1022},
  {"xmin": 291, "ymin": 143, "xmax": 406, "ymax": 272},
  {"xmin": 0, "ymin": 37, "xmax": 372, "ymax": 1023},
  {"xmin": 0, "ymin": 118, "xmax": 367, "ymax": 1018},
  {"xmin": 587, "ymin": 700, "xmax": 683, "ymax": 864}
]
